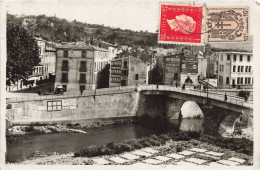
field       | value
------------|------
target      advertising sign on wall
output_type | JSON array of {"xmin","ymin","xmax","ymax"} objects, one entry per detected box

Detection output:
[
  {"xmin": 181, "ymin": 49, "xmax": 198, "ymax": 73},
  {"xmin": 111, "ymin": 60, "xmax": 122, "ymax": 83}
]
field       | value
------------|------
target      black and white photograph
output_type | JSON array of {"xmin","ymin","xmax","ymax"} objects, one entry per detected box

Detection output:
[{"xmin": 1, "ymin": 0, "xmax": 260, "ymax": 168}]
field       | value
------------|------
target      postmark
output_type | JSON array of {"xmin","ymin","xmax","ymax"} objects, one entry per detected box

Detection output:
[
  {"xmin": 158, "ymin": 2, "xmax": 206, "ymax": 45},
  {"xmin": 206, "ymin": 7, "xmax": 249, "ymax": 43}
]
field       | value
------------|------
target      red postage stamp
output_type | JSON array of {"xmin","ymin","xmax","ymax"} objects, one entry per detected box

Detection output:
[{"xmin": 158, "ymin": 3, "xmax": 206, "ymax": 45}]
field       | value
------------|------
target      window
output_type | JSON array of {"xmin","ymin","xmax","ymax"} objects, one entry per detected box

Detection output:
[
  {"xmin": 221, "ymin": 55, "xmax": 223, "ymax": 61},
  {"xmin": 247, "ymin": 55, "xmax": 250, "ymax": 62},
  {"xmin": 80, "ymin": 61, "xmax": 87, "ymax": 72},
  {"xmin": 62, "ymin": 85, "xmax": 67, "ymax": 92},
  {"xmin": 122, "ymin": 70, "xmax": 128, "ymax": 76},
  {"xmin": 245, "ymin": 66, "xmax": 248, "ymax": 72},
  {"xmin": 248, "ymin": 66, "xmax": 251, "ymax": 72},
  {"xmin": 135, "ymin": 74, "xmax": 139, "ymax": 80},
  {"xmin": 80, "ymin": 86, "xmax": 85, "ymax": 91},
  {"xmin": 219, "ymin": 65, "xmax": 221, "ymax": 72},
  {"xmin": 174, "ymin": 73, "xmax": 178, "ymax": 80},
  {"xmin": 237, "ymin": 77, "xmax": 240, "ymax": 84},
  {"xmin": 233, "ymin": 65, "xmax": 236, "ymax": 72},
  {"xmin": 64, "ymin": 50, "xmax": 68, "ymax": 58},
  {"xmin": 241, "ymin": 66, "xmax": 244, "ymax": 72},
  {"xmin": 226, "ymin": 77, "xmax": 229, "ymax": 84},
  {"xmin": 82, "ymin": 51, "xmax": 86, "ymax": 58},
  {"xmin": 123, "ymin": 61, "xmax": 128, "ymax": 68},
  {"xmin": 233, "ymin": 55, "xmax": 236, "ymax": 61},
  {"xmin": 61, "ymin": 73, "xmax": 68, "ymax": 82},
  {"xmin": 79, "ymin": 73, "xmax": 86, "ymax": 83},
  {"xmin": 248, "ymin": 77, "xmax": 251, "ymax": 84},
  {"xmin": 47, "ymin": 100, "xmax": 62, "ymax": 111},
  {"xmin": 62, "ymin": 60, "xmax": 69, "ymax": 71},
  {"xmin": 222, "ymin": 65, "xmax": 224, "ymax": 71},
  {"xmin": 240, "ymin": 55, "xmax": 243, "ymax": 62},
  {"xmin": 237, "ymin": 66, "xmax": 240, "ymax": 72},
  {"xmin": 227, "ymin": 54, "xmax": 230, "ymax": 60},
  {"xmin": 240, "ymin": 77, "xmax": 243, "ymax": 84}
]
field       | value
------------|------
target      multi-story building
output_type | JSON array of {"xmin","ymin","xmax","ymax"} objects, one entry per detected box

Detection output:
[
  {"xmin": 162, "ymin": 53, "xmax": 182, "ymax": 85},
  {"xmin": 217, "ymin": 52, "xmax": 253, "ymax": 89},
  {"xmin": 55, "ymin": 42, "xmax": 95, "ymax": 91},
  {"xmin": 93, "ymin": 40, "xmax": 118, "ymax": 61},
  {"xmin": 55, "ymin": 42, "xmax": 111, "ymax": 91},
  {"xmin": 109, "ymin": 55, "xmax": 149, "ymax": 87},
  {"xmin": 45, "ymin": 41, "xmax": 56, "ymax": 79},
  {"xmin": 92, "ymin": 46, "xmax": 110, "ymax": 88},
  {"xmin": 32, "ymin": 37, "xmax": 49, "ymax": 80},
  {"xmin": 206, "ymin": 53, "xmax": 218, "ymax": 78}
]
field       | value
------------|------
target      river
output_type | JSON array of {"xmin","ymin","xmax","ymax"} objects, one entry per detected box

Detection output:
[{"xmin": 6, "ymin": 118, "xmax": 219, "ymax": 163}]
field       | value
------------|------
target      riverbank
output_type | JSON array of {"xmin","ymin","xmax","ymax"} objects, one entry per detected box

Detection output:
[
  {"xmin": 7, "ymin": 130, "xmax": 253, "ymax": 165},
  {"xmin": 17, "ymin": 138, "xmax": 253, "ymax": 165},
  {"xmin": 6, "ymin": 117, "xmax": 138, "ymax": 143}
]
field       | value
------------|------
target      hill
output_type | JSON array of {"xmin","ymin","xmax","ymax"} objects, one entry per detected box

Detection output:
[{"xmin": 7, "ymin": 14, "xmax": 158, "ymax": 47}]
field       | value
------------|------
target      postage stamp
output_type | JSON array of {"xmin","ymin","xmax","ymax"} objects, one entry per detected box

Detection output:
[
  {"xmin": 206, "ymin": 7, "xmax": 249, "ymax": 43},
  {"xmin": 158, "ymin": 2, "xmax": 206, "ymax": 45}
]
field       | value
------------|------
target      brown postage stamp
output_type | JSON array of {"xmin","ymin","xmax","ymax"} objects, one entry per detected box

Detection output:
[{"xmin": 206, "ymin": 7, "xmax": 249, "ymax": 43}]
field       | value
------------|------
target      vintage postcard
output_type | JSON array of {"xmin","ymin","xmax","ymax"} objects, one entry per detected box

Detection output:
[{"xmin": 0, "ymin": 0, "xmax": 259, "ymax": 170}]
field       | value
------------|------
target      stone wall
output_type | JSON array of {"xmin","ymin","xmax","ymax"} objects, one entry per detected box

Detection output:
[{"xmin": 6, "ymin": 92, "xmax": 140, "ymax": 124}]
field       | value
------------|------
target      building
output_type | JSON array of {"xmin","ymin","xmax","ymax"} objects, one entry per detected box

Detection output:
[
  {"xmin": 206, "ymin": 53, "xmax": 218, "ymax": 78},
  {"xmin": 197, "ymin": 53, "xmax": 207, "ymax": 79},
  {"xmin": 93, "ymin": 40, "xmax": 118, "ymax": 61},
  {"xmin": 180, "ymin": 48, "xmax": 199, "ymax": 88},
  {"xmin": 92, "ymin": 46, "xmax": 110, "ymax": 88},
  {"xmin": 217, "ymin": 52, "xmax": 253, "ymax": 89},
  {"xmin": 31, "ymin": 37, "xmax": 49, "ymax": 80},
  {"xmin": 109, "ymin": 55, "xmax": 149, "ymax": 87},
  {"xmin": 55, "ymin": 42, "xmax": 95, "ymax": 91},
  {"xmin": 162, "ymin": 53, "xmax": 182, "ymax": 85},
  {"xmin": 45, "ymin": 41, "xmax": 56, "ymax": 79}
]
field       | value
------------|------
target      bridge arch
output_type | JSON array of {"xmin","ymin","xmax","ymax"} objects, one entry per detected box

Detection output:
[{"xmin": 180, "ymin": 101, "xmax": 204, "ymax": 119}]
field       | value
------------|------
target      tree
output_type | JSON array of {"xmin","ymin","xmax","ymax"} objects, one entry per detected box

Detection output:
[{"xmin": 7, "ymin": 23, "xmax": 40, "ymax": 84}]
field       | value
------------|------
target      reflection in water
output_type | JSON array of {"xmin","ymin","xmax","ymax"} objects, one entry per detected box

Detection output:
[
  {"xmin": 6, "ymin": 118, "xmax": 219, "ymax": 163},
  {"xmin": 179, "ymin": 119, "xmax": 204, "ymax": 133}
]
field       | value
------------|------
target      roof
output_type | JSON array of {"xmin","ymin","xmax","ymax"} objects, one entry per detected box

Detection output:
[
  {"xmin": 56, "ymin": 42, "xmax": 95, "ymax": 50},
  {"xmin": 35, "ymin": 37, "xmax": 46, "ymax": 42},
  {"xmin": 217, "ymin": 51, "xmax": 253, "ymax": 55},
  {"xmin": 91, "ymin": 46, "xmax": 109, "ymax": 52},
  {"xmin": 97, "ymin": 40, "xmax": 118, "ymax": 47},
  {"xmin": 112, "ymin": 55, "xmax": 148, "ymax": 65}
]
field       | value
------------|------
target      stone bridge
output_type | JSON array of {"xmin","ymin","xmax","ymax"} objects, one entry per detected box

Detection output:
[
  {"xmin": 137, "ymin": 85, "xmax": 253, "ymax": 133},
  {"xmin": 6, "ymin": 85, "xmax": 253, "ymax": 133}
]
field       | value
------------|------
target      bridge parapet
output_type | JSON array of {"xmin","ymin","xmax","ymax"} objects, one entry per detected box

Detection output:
[{"xmin": 140, "ymin": 85, "xmax": 253, "ymax": 109}]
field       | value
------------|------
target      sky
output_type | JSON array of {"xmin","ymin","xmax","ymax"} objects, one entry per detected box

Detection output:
[
  {"xmin": 5, "ymin": 0, "xmax": 256, "ymax": 34},
  {"xmin": 6, "ymin": 1, "xmax": 159, "ymax": 33}
]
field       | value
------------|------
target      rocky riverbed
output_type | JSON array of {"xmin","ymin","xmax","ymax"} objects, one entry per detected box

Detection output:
[{"xmin": 17, "ymin": 139, "xmax": 253, "ymax": 165}]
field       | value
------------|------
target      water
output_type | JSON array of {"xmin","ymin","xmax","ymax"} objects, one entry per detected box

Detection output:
[{"xmin": 6, "ymin": 118, "xmax": 219, "ymax": 163}]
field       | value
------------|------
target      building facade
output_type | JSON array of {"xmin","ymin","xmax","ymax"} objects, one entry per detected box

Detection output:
[
  {"xmin": 162, "ymin": 53, "xmax": 182, "ymax": 85},
  {"xmin": 32, "ymin": 37, "xmax": 49, "ymax": 80},
  {"xmin": 180, "ymin": 48, "xmax": 199, "ymax": 88},
  {"xmin": 45, "ymin": 41, "xmax": 56, "ymax": 78},
  {"xmin": 217, "ymin": 52, "xmax": 253, "ymax": 89},
  {"xmin": 109, "ymin": 56, "xmax": 149, "ymax": 87},
  {"xmin": 93, "ymin": 47, "xmax": 110, "ymax": 88},
  {"xmin": 55, "ymin": 42, "xmax": 95, "ymax": 91}
]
